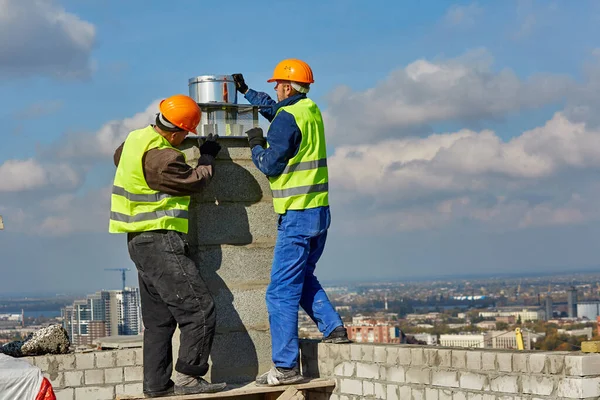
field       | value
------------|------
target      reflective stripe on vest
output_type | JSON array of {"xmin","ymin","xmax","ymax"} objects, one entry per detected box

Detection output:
[
  {"xmin": 109, "ymin": 125, "xmax": 190, "ymax": 234},
  {"xmin": 268, "ymin": 98, "xmax": 329, "ymax": 214}
]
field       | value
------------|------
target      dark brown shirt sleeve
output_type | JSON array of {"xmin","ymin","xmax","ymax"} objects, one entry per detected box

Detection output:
[
  {"xmin": 143, "ymin": 148, "xmax": 215, "ymax": 196},
  {"xmin": 114, "ymin": 142, "xmax": 124, "ymax": 167}
]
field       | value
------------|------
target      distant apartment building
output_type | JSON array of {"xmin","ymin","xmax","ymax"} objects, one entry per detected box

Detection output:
[
  {"xmin": 479, "ymin": 307, "xmax": 544, "ymax": 322},
  {"xmin": 577, "ymin": 301, "xmax": 600, "ymax": 320},
  {"xmin": 440, "ymin": 330, "xmax": 535, "ymax": 350},
  {"xmin": 347, "ymin": 319, "xmax": 401, "ymax": 344},
  {"xmin": 557, "ymin": 327, "xmax": 593, "ymax": 340},
  {"xmin": 62, "ymin": 287, "xmax": 142, "ymax": 346}
]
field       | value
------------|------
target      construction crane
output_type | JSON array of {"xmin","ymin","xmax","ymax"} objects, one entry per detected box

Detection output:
[{"xmin": 104, "ymin": 268, "xmax": 131, "ymax": 291}]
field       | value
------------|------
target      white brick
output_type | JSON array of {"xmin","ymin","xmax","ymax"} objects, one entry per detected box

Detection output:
[
  {"xmin": 412, "ymin": 388, "xmax": 425, "ymax": 400},
  {"xmin": 398, "ymin": 347, "xmax": 412, "ymax": 365},
  {"xmin": 439, "ymin": 389, "xmax": 453, "ymax": 400},
  {"xmin": 438, "ymin": 350, "xmax": 452, "ymax": 368},
  {"xmin": 361, "ymin": 345, "xmax": 374, "ymax": 362},
  {"xmin": 547, "ymin": 354, "xmax": 565, "ymax": 374},
  {"xmin": 426, "ymin": 388, "xmax": 439, "ymax": 400},
  {"xmin": 105, "ymin": 367, "xmax": 124, "ymax": 383},
  {"xmin": 54, "ymin": 388, "xmax": 74, "ymax": 400},
  {"xmin": 43, "ymin": 371, "xmax": 63, "ymax": 388},
  {"xmin": 459, "ymin": 372, "xmax": 488, "ymax": 391},
  {"xmin": 380, "ymin": 365, "xmax": 387, "ymax": 380},
  {"xmin": 512, "ymin": 353, "xmax": 528, "ymax": 373},
  {"xmin": 333, "ymin": 361, "xmax": 355, "ymax": 377},
  {"xmin": 115, "ymin": 382, "xmax": 144, "ymax": 396},
  {"xmin": 558, "ymin": 376, "xmax": 600, "ymax": 398},
  {"xmin": 411, "ymin": 348, "xmax": 424, "ymax": 366},
  {"xmin": 453, "ymin": 392, "xmax": 467, "ymax": 400},
  {"xmin": 386, "ymin": 366, "xmax": 405, "ymax": 383},
  {"xmin": 374, "ymin": 382, "xmax": 386, "ymax": 399},
  {"xmin": 466, "ymin": 351, "xmax": 481, "ymax": 370},
  {"xmin": 75, "ymin": 386, "xmax": 114, "ymax": 400},
  {"xmin": 124, "ymin": 365, "xmax": 143, "ymax": 382},
  {"xmin": 64, "ymin": 370, "xmax": 84, "ymax": 387},
  {"xmin": 350, "ymin": 344, "xmax": 362, "ymax": 361},
  {"xmin": 84, "ymin": 369, "xmax": 104, "ymax": 385},
  {"xmin": 565, "ymin": 354, "xmax": 600, "ymax": 376},
  {"xmin": 466, "ymin": 394, "xmax": 482, "ymax": 400},
  {"xmin": 482, "ymin": 352, "xmax": 496, "ymax": 371},
  {"xmin": 363, "ymin": 380, "xmax": 374, "ymax": 396},
  {"xmin": 75, "ymin": 353, "xmax": 94, "ymax": 369},
  {"xmin": 432, "ymin": 371, "xmax": 459, "ymax": 388},
  {"xmin": 490, "ymin": 375, "xmax": 519, "ymax": 393},
  {"xmin": 399, "ymin": 385, "xmax": 411, "ymax": 399},
  {"xmin": 529, "ymin": 354, "xmax": 546, "ymax": 374},
  {"xmin": 56, "ymin": 354, "xmax": 76, "ymax": 371},
  {"xmin": 497, "ymin": 353, "xmax": 512, "ymax": 372},
  {"xmin": 95, "ymin": 351, "xmax": 116, "ymax": 368},
  {"xmin": 340, "ymin": 379, "xmax": 363, "ymax": 395},
  {"xmin": 452, "ymin": 350, "xmax": 467, "ymax": 369},
  {"xmin": 357, "ymin": 362, "xmax": 379, "ymax": 379},
  {"xmin": 35, "ymin": 356, "xmax": 54, "ymax": 371},
  {"xmin": 374, "ymin": 346, "xmax": 387, "ymax": 363},
  {"xmin": 406, "ymin": 367, "xmax": 431, "ymax": 384},
  {"xmin": 117, "ymin": 349, "xmax": 136, "ymax": 366},
  {"xmin": 386, "ymin": 347, "xmax": 399, "ymax": 365},
  {"xmin": 133, "ymin": 348, "xmax": 143, "ymax": 365},
  {"xmin": 522, "ymin": 375, "xmax": 555, "ymax": 396},
  {"xmin": 388, "ymin": 384, "xmax": 400, "ymax": 400}
]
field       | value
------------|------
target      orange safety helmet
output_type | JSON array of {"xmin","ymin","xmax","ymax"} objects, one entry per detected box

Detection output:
[
  {"xmin": 267, "ymin": 58, "xmax": 314, "ymax": 84},
  {"xmin": 158, "ymin": 94, "xmax": 201, "ymax": 134}
]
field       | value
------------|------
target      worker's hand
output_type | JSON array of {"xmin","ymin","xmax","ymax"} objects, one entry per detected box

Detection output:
[
  {"xmin": 200, "ymin": 133, "xmax": 222, "ymax": 157},
  {"xmin": 232, "ymin": 73, "xmax": 248, "ymax": 94},
  {"xmin": 245, "ymin": 127, "xmax": 266, "ymax": 149}
]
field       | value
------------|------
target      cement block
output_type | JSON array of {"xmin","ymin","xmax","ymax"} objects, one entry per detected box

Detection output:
[
  {"xmin": 105, "ymin": 367, "xmax": 123, "ymax": 383},
  {"xmin": 211, "ymin": 287, "xmax": 268, "ymax": 332},
  {"xmin": 363, "ymin": 380, "xmax": 374, "ymax": 396},
  {"xmin": 74, "ymin": 386, "xmax": 114, "ymax": 400},
  {"xmin": 406, "ymin": 367, "xmax": 431, "ymax": 384},
  {"xmin": 496, "ymin": 352, "xmax": 512, "ymax": 372},
  {"xmin": 95, "ymin": 351, "xmax": 116, "ymax": 368},
  {"xmin": 189, "ymin": 201, "xmax": 278, "ymax": 245},
  {"xmin": 386, "ymin": 366, "xmax": 405, "ymax": 383},
  {"xmin": 64, "ymin": 370, "xmax": 83, "ymax": 387},
  {"xmin": 512, "ymin": 353, "xmax": 528, "ymax": 373},
  {"xmin": 522, "ymin": 375, "xmax": 555, "ymax": 396},
  {"xmin": 398, "ymin": 347, "xmax": 412, "ymax": 365},
  {"xmin": 54, "ymin": 388, "xmax": 74, "ymax": 400},
  {"xmin": 432, "ymin": 370, "xmax": 459, "ymax": 388},
  {"xmin": 333, "ymin": 361, "xmax": 355, "ymax": 377},
  {"xmin": 194, "ymin": 160, "xmax": 272, "ymax": 203},
  {"xmin": 466, "ymin": 351, "xmax": 481, "ymax": 370},
  {"xmin": 361, "ymin": 345, "xmax": 374, "ymax": 362},
  {"xmin": 350, "ymin": 344, "xmax": 362, "ymax": 361},
  {"xmin": 43, "ymin": 371, "xmax": 64, "ymax": 388},
  {"xmin": 557, "ymin": 377, "xmax": 600, "ymax": 398},
  {"xmin": 374, "ymin": 346, "xmax": 387, "ymax": 363},
  {"xmin": 411, "ymin": 348, "xmax": 424, "ymax": 366},
  {"xmin": 124, "ymin": 366, "xmax": 143, "ymax": 382},
  {"xmin": 194, "ymin": 244, "xmax": 274, "ymax": 286},
  {"xmin": 340, "ymin": 379, "xmax": 363, "ymax": 395},
  {"xmin": 489, "ymin": 375, "xmax": 519, "ymax": 393},
  {"xmin": 356, "ymin": 362, "xmax": 380, "ymax": 379},
  {"xmin": 452, "ymin": 350, "xmax": 467, "ymax": 369},
  {"xmin": 134, "ymin": 348, "xmax": 143, "ymax": 365},
  {"xmin": 374, "ymin": 382, "xmax": 386, "ymax": 399},
  {"xmin": 56, "ymin": 354, "xmax": 75, "ymax": 371},
  {"xmin": 115, "ymin": 383, "xmax": 144, "ymax": 397},
  {"xmin": 74, "ymin": 353, "xmax": 94, "ymax": 369},
  {"xmin": 116, "ymin": 349, "xmax": 136, "ymax": 367},
  {"xmin": 528, "ymin": 353, "xmax": 546, "ymax": 374},
  {"xmin": 84, "ymin": 369, "xmax": 104, "ymax": 385},
  {"xmin": 453, "ymin": 392, "xmax": 467, "ymax": 400},
  {"xmin": 482, "ymin": 352, "xmax": 496, "ymax": 371},
  {"xmin": 459, "ymin": 372, "xmax": 489, "ymax": 391},
  {"xmin": 426, "ymin": 388, "xmax": 439, "ymax": 400},
  {"xmin": 207, "ymin": 330, "xmax": 272, "ymax": 384},
  {"xmin": 386, "ymin": 347, "xmax": 399, "ymax": 365},
  {"xmin": 547, "ymin": 354, "xmax": 565, "ymax": 374},
  {"xmin": 387, "ymin": 384, "xmax": 400, "ymax": 400},
  {"xmin": 565, "ymin": 354, "xmax": 600, "ymax": 376},
  {"xmin": 439, "ymin": 389, "xmax": 453, "ymax": 400}
]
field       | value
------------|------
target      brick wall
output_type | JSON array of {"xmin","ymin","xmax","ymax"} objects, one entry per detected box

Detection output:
[
  {"xmin": 300, "ymin": 341, "xmax": 600, "ymax": 400},
  {"xmin": 25, "ymin": 349, "xmax": 143, "ymax": 400}
]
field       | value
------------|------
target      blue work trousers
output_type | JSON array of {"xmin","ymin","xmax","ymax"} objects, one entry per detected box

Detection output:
[{"xmin": 267, "ymin": 206, "xmax": 344, "ymax": 368}]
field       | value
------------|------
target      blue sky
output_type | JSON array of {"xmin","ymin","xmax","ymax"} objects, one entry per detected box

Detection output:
[{"xmin": 2, "ymin": 0, "xmax": 600, "ymax": 294}]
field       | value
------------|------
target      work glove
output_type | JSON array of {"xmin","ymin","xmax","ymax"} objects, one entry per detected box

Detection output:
[
  {"xmin": 232, "ymin": 73, "xmax": 248, "ymax": 94},
  {"xmin": 200, "ymin": 133, "xmax": 222, "ymax": 158},
  {"xmin": 245, "ymin": 128, "xmax": 266, "ymax": 149}
]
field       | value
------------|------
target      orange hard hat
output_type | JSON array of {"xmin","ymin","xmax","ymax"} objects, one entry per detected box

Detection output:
[
  {"xmin": 158, "ymin": 94, "xmax": 201, "ymax": 134},
  {"xmin": 267, "ymin": 59, "xmax": 314, "ymax": 84}
]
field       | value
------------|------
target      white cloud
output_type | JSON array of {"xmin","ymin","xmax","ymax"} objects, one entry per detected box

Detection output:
[
  {"xmin": 323, "ymin": 49, "xmax": 572, "ymax": 145},
  {"xmin": 0, "ymin": 0, "xmax": 96, "ymax": 79},
  {"xmin": 0, "ymin": 158, "xmax": 81, "ymax": 192},
  {"xmin": 329, "ymin": 112, "xmax": 600, "ymax": 234}
]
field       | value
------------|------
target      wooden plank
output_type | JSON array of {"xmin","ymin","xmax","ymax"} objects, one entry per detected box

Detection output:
[{"xmin": 115, "ymin": 378, "xmax": 335, "ymax": 400}]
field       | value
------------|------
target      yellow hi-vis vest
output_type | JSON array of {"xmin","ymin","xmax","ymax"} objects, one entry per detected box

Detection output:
[
  {"xmin": 269, "ymin": 98, "xmax": 329, "ymax": 214},
  {"xmin": 109, "ymin": 125, "xmax": 190, "ymax": 233}
]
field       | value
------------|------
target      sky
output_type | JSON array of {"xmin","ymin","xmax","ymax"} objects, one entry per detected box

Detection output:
[{"xmin": 2, "ymin": 0, "xmax": 600, "ymax": 294}]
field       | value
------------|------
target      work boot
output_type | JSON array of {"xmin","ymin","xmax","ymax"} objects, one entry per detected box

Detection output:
[
  {"xmin": 255, "ymin": 366, "xmax": 304, "ymax": 386},
  {"xmin": 323, "ymin": 326, "xmax": 352, "ymax": 344},
  {"xmin": 173, "ymin": 372, "xmax": 226, "ymax": 395}
]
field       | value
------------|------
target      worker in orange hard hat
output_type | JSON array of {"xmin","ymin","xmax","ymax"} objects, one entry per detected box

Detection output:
[
  {"xmin": 232, "ymin": 59, "xmax": 350, "ymax": 387},
  {"xmin": 109, "ymin": 94, "xmax": 226, "ymax": 397}
]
